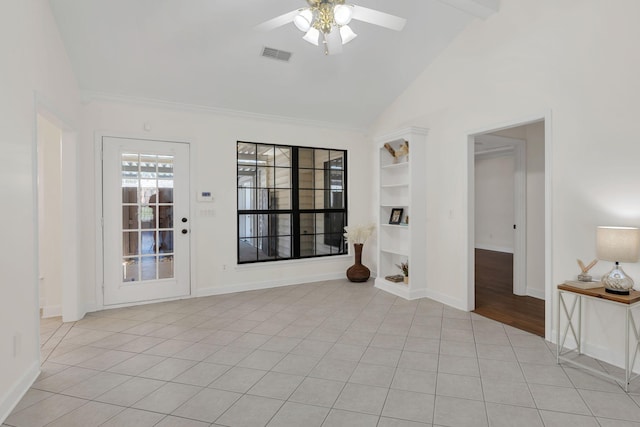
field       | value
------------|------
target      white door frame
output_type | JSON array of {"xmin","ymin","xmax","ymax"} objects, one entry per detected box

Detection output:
[
  {"xmin": 94, "ymin": 132, "xmax": 195, "ymax": 310},
  {"xmin": 474, "ymin": 135, "xmax": 527, "ymax": 296},
  {"xmin": 466, "ymin": 111, "xmax": 553, "ymax": 340},
  {"xmin": 35, "ymin": 103, "xmax": 83, "ymax": 322}
]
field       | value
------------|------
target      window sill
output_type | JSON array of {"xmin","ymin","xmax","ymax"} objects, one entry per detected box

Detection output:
[{"xmin": 235, "ymin": 254, "xmax": 351, "ymax": 270}]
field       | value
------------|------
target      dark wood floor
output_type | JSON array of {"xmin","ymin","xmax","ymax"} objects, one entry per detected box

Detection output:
[{"xmin": 473, "ymin": 249, "xmax": 545, "ymax": 337}]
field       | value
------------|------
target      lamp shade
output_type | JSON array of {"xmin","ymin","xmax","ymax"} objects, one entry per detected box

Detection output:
[
  {"xmin": 596, "ymin": 226, "xmax": 640, "ymax": 263},
  {"xmin": 334, "ymin": 4, "xmax": 353, "ymax": 26},
  {"xmin": 294, "ymin": 9, "xmax": 313, "ymax": 32}
]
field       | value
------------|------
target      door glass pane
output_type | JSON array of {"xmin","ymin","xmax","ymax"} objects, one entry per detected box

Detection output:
[
  {"xmin": 141, "ymin": 256, "xmax": 157, "ymax": 280},
  {"xmin": 120, "ymin": 152, "xmax": 175, "ymax": 282},
  {"xmin": 159, "ymin": 255, "xmax": 174, "ymax": 279},
  {"xmin": 157, "ymin": 156, "xmax": 174, "ymax": 192},
  {"xmin": 123, "ymin": 231, "xmax": 138, "ymax": 256},
  {"xmin": 123, "ymin": 258, "xmax": 138, "ymax": 282},
  {"xmin": 159, "ymin": 231, "xmax": 173, "ymax": 253},
  {"xmin": 122, "ymin": 206, "xmax": 138, "ymax": 230},
  {"xmin": 158, "ymin": 206, "xmax": 173, "ymax": 229},
  {"xmin": 141, "ymin": 230, "xmax": 155, "ymax": 254},
  {"xmin": 140, "ymin": 205, "xmax": 155, "ymax": 229}
]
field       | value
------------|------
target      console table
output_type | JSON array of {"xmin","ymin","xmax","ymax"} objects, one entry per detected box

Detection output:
[{"xmin": 557, "ymin": 284, "xmax": 640, "ymax": 391}]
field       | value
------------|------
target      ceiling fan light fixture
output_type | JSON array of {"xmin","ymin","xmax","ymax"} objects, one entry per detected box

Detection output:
[
  {"xmin": 293, "ymin": 8, "xmax": 313, "ymax": 32},
  {"xmin": 339, "ymin": 24, "xmax": 357, "ymax": 44},
  {"xmin": 333, "ymin": 4, "xmax": 353, "ymax": 26},
  {"xmin": 303, "ymin": 27, "xmax": 320, "ymax": 45}
]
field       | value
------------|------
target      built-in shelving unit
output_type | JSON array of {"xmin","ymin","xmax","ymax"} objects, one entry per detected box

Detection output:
[{"xmin": 375, "ymin": 127, "xmax": 428, "ymax": 300}]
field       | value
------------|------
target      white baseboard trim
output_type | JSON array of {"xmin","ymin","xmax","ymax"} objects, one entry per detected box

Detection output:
[
  {"xmin": 526, "ymin": 287, "xmax": 545, "ymax": 300},
  {"xmin": 41, "ymin": 305, "xmax": 61, "ymax": 318},
  {"xmin": 475, "ymin": 244, "xmax": 514, "ymax": 254},
  {"xmin": 0, "ymin": 361, "xmax": 40, "ymax": 424},
  {"xmin": 197, "ymin": 272, "xmax": 346, "ymax": 297},
  {"xmin": 424, "ymin": 288, "xmax": 468, "ymax": 312},
  {"xmin": 551, "ymin": 329, "xmax": 639, "ymax": 375}
]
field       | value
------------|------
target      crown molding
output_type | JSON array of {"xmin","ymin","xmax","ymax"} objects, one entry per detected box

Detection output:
[{"xmin": 81, "ymin": 91, "xmax": 367, "ymax": 133}]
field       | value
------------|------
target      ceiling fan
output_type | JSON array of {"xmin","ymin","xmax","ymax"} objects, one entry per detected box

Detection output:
[{"xmin": 256, "ymin": 0, "xmax": 407, "ymax": 55}]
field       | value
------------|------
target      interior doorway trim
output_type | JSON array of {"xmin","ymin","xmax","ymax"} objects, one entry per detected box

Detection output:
[
  {"xmin": 466, "ymin": 111, "xmax": 553, "ymax": 340},
  {"xmin": 474, "ymin": 135, "xmax": 527, "ymax": 296},
  {"xmin": 35, "ymin": 100, "xmax": 83, "ymax": 322}
]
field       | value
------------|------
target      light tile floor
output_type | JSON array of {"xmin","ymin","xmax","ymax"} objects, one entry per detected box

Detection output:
[{"xmin": 5, "ymin": 279, "xmax": 640, "ymax": 426}]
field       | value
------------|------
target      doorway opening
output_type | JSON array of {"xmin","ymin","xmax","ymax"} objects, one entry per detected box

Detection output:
[
  {"xmin": 36, "ymin": 109, "xmax": 81, "ymax": 361},
  {"xmin": 468, "ymin": 119, "xmax": 548, "ymax": 337}
]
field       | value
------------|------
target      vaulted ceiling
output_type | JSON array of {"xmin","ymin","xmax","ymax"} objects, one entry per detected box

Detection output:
[{"xmin": 50, "ymin": 0, "xmax": 498, "ymax": 129}]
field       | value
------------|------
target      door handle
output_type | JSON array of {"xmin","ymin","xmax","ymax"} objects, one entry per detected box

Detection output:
[
  {"xmin": 182, "ymin": 217, "xmax": 188, "ymax": 223},
  {"xmin": 181, "ymin": 229, "xmax": 188, "ymax": 234}
]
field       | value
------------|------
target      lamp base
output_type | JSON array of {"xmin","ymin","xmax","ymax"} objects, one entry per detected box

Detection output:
[{"xmin": 602, "ymin": 262, "xmax": 634, "ymax": 295}]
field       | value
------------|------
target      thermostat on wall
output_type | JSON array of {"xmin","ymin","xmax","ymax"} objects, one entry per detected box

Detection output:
[{"xmin": 197, "ymin": 191, "xmax": 214, "ymax": 202}]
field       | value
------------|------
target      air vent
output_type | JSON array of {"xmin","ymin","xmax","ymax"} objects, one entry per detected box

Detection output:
[{"xmin": 261, "ymin": 47, "xmax": 292, "ymax": 62}]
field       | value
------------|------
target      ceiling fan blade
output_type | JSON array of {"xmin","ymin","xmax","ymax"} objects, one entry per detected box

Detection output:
[
  {"xmin": 324, "ymin": 29, "xmax": 343, "ymax": 55},
  {"xmin": 351, "ymin": 5, "xmax": 407, "ymax": 31},
  {"xmin": 255, "ymin": 10, "xmax": 299, "ymax": 32}
]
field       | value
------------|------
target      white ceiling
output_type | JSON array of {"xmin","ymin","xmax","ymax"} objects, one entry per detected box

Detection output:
[{"xmin": 49, "ymin": 0, "xmax": 495, "ymax": 129}]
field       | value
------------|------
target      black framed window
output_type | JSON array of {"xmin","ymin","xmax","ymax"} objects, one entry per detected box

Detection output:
[{"xmin": 237, "ymin": 142, "xmax": 347, "ymax": 264}]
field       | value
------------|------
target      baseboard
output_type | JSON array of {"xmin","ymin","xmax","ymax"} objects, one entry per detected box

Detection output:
[
  {"xmin": 0, "ymin": 361, "xmax": 40, "ymax": 424},
  {"xmin": 475, "ymin": 244, "xmax": 514, "ymax": 254},
  {"xmin": 551, "ymin": 329, "xmax": 639, "ymax": 375},
  {"xmin": 197, "ymin": 272, "xmax": 346, "ymax": 297},
  {"xmin": 424, "ymin": 288, "xmax": 468, "ymax": 311},
  {"xmin": 41, "ymin": 305, "xmax": 61, "ymax": 318},
  {"xmin": 526, "ymin": 287, "xmax": 545, "ymax": 300}
]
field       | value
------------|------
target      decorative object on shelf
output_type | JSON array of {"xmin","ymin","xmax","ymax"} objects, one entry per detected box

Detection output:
[
  {"xmin": 396, "ymin": 261, "xmax": 408, "ymax": 284},
  {"xmin": 596, "ymin": 226, "xmax": 640, "ymax": 295},
  {"xmin": 383, "ymin": 140, "xmax": 409, "ymax": 163},
  {"xmin": 385, "ymin": 275, "xmax": 404, "ymax": 283},
  {"xmin": 344, "ymin": 223, "xmax": 375, "ymax": 282},
  {"xmin": 389, "ymin": 208, "xmax": 403, "ymax": 225},
  {"xmin": 577, "ymin": 258, "xmax": 598, "ymax": 282},
  {"xmin": 256, "ymin": 0, "xmax": 406, "ymax": 56}
]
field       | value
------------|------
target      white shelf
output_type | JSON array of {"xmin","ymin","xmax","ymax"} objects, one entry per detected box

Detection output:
[
  {"xmin": 381, "ymin": 162, "xmax": 409, "ymax": 170},
  {"xmin": 380, "ymin": 225, "xmax": 409, "ymax": 232},
  {"xmin": 375, "ymin": 127, "xmax": 428, "ymax": 301},
  {"xmin": 381, "ymin": 247, "xmax": 409, "ymax": 256},
  {"xmin": 381, "ymin": 183, "xmax": 408, "ymax": 189}
]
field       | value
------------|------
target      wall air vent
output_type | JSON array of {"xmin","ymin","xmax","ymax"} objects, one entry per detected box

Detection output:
[{"xmin": 261, "ymin": 47, "xmax": 292, "ymax": 62}]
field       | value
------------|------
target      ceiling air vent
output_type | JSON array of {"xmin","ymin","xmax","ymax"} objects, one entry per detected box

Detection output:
[{"xmin": 261, "ymin": 47, "xmax": 292, "ymax": 62}]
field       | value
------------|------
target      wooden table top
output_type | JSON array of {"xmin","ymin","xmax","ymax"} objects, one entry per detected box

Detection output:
[{"xmin": 558, "ymin": 284, "xmax": 640, "ymax": 305}]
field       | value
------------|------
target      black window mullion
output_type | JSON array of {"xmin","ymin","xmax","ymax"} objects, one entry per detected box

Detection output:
[{"xmin": 292, "ymin": 147, "xmax": 300, "ymax": 258}]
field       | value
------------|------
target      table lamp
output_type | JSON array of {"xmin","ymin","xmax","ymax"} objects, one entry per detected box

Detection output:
[{"xmin": 596, "ymin": 226, "xmax": 640, "ymax": 294}]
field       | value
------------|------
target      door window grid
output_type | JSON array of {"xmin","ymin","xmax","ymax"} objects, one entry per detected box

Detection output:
[
  {"xmin": 237, "ymin": 142, "xmax": 347, "ymax": 264},
  {"xmin": 121, "ymin": 153, "xmax": 175, "ymax": 282}
]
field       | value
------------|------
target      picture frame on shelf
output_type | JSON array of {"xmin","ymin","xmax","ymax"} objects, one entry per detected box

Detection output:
[{"xmin": 389, "ymin": 208, "xmax": 403, "ymax": 225}]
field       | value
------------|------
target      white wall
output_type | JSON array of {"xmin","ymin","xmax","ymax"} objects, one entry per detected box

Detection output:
[
  {"xmin": 37, "ymin": 116, "xmax": 63, "ymax": 318},
  {"xmin": 0, "ymin": 0, "xmax": 80, "ymax": 421},
  {"xmin": 475, "ymin": 152, "xmax": 514, "ymax": 253},
  {"xmin": 371, "ymin": 0, "xmax": 640, "ymax": 367},
  {"xmin": 78, "ymin": 99, "xmax": 372, "ymax": 311}
]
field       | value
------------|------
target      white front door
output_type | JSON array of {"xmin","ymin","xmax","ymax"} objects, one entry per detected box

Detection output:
[{"xmin": 103, "ymin": 137, "xmax": 190, "ymax": 305}]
